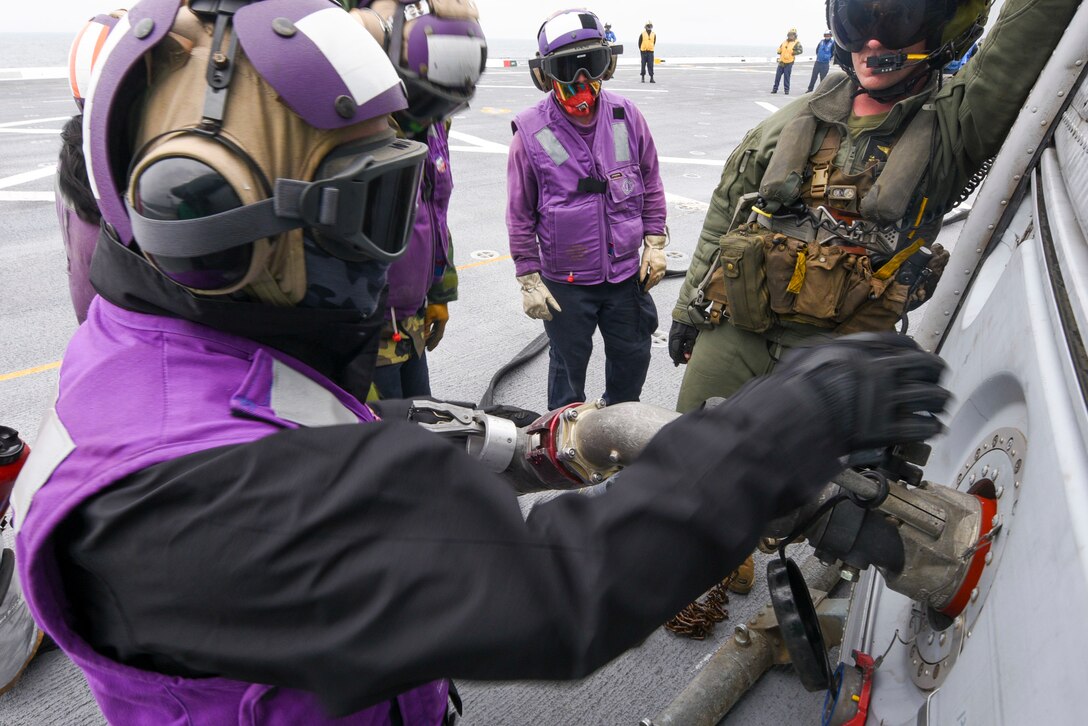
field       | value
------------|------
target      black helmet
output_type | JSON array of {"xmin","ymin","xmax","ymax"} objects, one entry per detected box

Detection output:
[{"xmin": 827, "ymin": 0, "xmax": 990, "ymax": 76}]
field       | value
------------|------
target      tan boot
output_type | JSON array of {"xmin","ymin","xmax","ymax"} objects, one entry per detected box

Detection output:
[{"xmin": 728, "ymin": 554, "xmax": 755, "ymax": 594}]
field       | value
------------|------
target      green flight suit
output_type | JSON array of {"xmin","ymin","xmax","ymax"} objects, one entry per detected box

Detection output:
[{"xmin": 673, "ymin": 0, "xmax": 1082, "ymax": 413}]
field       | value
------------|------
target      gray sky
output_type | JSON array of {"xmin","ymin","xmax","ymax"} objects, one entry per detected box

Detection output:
[
  {"xmin": 7, "ymin": 1, "xmax": 1006, "ymax": 49},
  {"xmin": 7, "ymin": 1, "xmax": 831, "ymax": 46}
]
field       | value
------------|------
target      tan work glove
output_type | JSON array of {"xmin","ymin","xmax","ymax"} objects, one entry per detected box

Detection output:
[
  {"xmin": 639, "ymin": 233, "xmax": 668, "ymax": 292},
  {"xmin": 424, "ymin": 303, "xmax": 448, "ymax": 351},
  {"xmin": 517, "ymin": 272, "xmax": 562, "ymax": 321}
]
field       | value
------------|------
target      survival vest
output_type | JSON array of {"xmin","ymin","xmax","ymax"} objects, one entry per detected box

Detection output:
[
  {"xmin": 512, "ymin": 92, "xmax": 649, "ymax": 285},
  {"xmin": 778, "ymin": 40, "xmax": 801, "ymax": 64},
  {"xmin": 640, "ymin": 32, "xmax": 656, "ymax": 52},
  {"xmin": 13, "ymin": 299, "xmax": 450, "ymax": 726},
  {"xmin": 385, "ymin": 122, "xmax": 453, "ymax": 319},
  {"xmin": 697, "ymin": 83, "xmax": 945, "ymax": 334}
]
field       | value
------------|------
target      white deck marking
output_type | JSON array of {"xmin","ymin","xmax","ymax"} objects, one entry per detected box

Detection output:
[
  {"xmin": 755, "ymin": 101, "xmax": 780, "ymax": 114},
  {"xmin": 448, "ymin": 130, "xmax": 724, "ymax": 166},
  {"xmin": 447, "ymin": 130, "xmax": 510, "ymax": 153},
  {"xmin": 0, "ymin": 128, "xmax": 64, "ymax": 135},
  {"xmin": 476, "ymin": 84, "xmax": 669, "ymax": 93},
  {"xmin": 0, "ymin": 116, "xmax": 69, "ymax": 128},
  {"xmin": 0, "ymin": 167, "xmax": 55, "ymax": 189},
  {"xmin": 0, "ymin": 191, "xmax": 54, "ymax": 202}
]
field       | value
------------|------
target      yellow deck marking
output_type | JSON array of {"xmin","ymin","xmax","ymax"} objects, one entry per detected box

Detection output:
[{"xmin": 0, "ymin": 361, "xmax": 61, "ymax": 382}]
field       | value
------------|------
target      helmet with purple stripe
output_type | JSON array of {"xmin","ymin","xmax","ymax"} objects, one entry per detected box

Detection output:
[
  {"xmin": 82, "ymin": 0, "xmax": 427, "ymax": 305},
  {"xmin": 351, "ymin": 0, "xmax": 487, "ymax": 130}
]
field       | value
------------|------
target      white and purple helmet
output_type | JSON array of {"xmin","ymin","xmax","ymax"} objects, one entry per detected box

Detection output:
[
  {"xmin": 537, "ymin": 8, "xmax": 605, "ymax": 56},
  {"xmin": 354, "ymin": 0, "xmax": 487, "ymax": 128},
  {"xmin": 529, "ymin": 9, "xmax": 621, "ymax": 92},
  {"xmin": 82, "ymin": 0, "xmax": 426, "ymax": 304}
]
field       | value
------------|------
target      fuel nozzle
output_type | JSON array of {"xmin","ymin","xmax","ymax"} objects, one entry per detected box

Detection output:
[{"xmin": 0, "ymin": 427, "xmax": 29, "ymax": 523}]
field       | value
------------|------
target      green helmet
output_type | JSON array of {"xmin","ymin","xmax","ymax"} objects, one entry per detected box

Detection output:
[{"xmin": 827, "ymin": 0, "xmax": 990, "ymax": 70}]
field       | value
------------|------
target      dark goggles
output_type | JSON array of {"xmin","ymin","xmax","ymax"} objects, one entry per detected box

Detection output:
[
  {"xmin": 398, "ymin": 74, "xmax": 474, "ymax": 127},
  {"xmin": 535, "ymin": 44, "xmax": 615, "ymax": 84},
  {"xmin": 828, "ymin": 0, "xmax": 949, "ymax": 53},
  {"xmin": 308, "ymin": 136, "xmax": 427, "ymax": 263},
  {"xmin": 129, "ymin": 134, "xmax": 426, "ymax": 293}
]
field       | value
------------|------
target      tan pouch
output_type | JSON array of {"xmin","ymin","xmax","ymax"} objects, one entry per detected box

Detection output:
[
  {"xmin": 834, "ymin": 278, "xmax": 911, "ymax": 334},
  {"xmin": 718, "ymin": 223, "xmax": 774, "ymax": 333},
  {"xmin": 764, "ymin": 233, "xmax": 804, "ymax": 314},
  {"xmin": 791, "ymin": 243, "xmax": 851, "ymax": 320},
  {"xmin": 783, "ymin": 242, "xmax": 874, "ymax": 323},
  {"xmin": 703, "ymin": 262, "xmax": 730, "ymax": 326}
]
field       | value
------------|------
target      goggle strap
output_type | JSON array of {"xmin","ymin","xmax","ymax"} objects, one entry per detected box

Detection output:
[{"xmin": 126, "ymin": 196, "xmax": 298, "ymax": 258}]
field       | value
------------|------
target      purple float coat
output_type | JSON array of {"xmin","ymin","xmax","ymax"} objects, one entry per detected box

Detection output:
[
  {"xmin": 385, "ymin": 124, "xmax": 453, "ymax": 318},
  {"xmin": 13, "ymin": 298, "xmax": 448, "ymax": 725},
  {"xmin": 506, "ymin": 90, "xmax": 666, "ymax": 284}
]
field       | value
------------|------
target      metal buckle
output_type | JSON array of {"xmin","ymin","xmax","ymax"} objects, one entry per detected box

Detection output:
[{"xmin": 403, "ymin": 0, "xmax": 432, "ymax": 22}]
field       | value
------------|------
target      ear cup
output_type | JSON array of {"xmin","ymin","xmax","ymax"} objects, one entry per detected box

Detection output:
[
  {"xmin": 530, "ymin": 64, "xmax": 549, "ymax": 92},
  {"xmin": 602, "ymin": 53, "xmax": 618, "ymax": 82}
]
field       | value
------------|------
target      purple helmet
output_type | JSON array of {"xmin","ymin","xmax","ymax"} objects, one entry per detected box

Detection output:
[
  {"xmin": 537, "ymin": 8, "xmax": 605, "ymax": 57},
  {"xmin": 83, "ymin": 0, "xmax": 425, "ymax": 304},
  {"xmin": 529, "ymin": 9, "xmax": 620, "ymax": 92},
  {"xmin": 354, "ymin": 0, "xmax": 487, "ymax": 127}
]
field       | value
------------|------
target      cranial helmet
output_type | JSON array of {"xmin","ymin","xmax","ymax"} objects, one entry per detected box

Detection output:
[
  {"xmin": 827, "ymin": 0, "xmax": 990, "ymax": 73},
  {"xmin": 349, "ymin": 0, "xmax": 487, "ymax": 130},
  {"xmin": 529, "ymin": 9, "xmax": 623, "ymax": 92},
  {"xmin": 83, "ymin": 0, "xmax": 426, "ymax": 306}
]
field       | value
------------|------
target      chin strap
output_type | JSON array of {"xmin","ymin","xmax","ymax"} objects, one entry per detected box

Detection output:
[{"xmin": 859, "ymin": 65, "xmax": 933, "ymax": 104}]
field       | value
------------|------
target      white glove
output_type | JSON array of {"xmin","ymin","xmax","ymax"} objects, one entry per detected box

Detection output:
[
  {"xmin": 517, "ymin": 272, "xmax": 562, "ymax": 321},
  {"xmin": 639, "ymin": 233, "xmax": 668, "ymax": 292}
]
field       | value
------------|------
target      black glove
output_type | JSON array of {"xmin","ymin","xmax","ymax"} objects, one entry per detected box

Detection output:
[
  {"xmin": 774, "ymin": 333, "xmax": 949, "ymax": 455},
  {"xmin": 918, "ymin": 242, "xmax": 950, "ymax": 304},
  {"xmin": 668, "ymin": 321, "xmax": 699, "ymax": 367}
]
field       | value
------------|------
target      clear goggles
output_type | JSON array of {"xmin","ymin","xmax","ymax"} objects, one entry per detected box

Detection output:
[
  {"xmin": 533, "ymin": 44, "xmax": 618, "ymax": 85},
  {"xmin": 828, "ymin": 0, "xmax": 944, "ymax": 53},
  {"xmin": 128, "ymin": 133, "xmax": 426, "ymax": 294}
]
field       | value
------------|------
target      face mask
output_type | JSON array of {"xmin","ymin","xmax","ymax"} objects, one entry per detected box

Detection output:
[
  {"xmin": 299, "ymin": 237, "xmax": 389, "ymax": 318},
  {"xmin": 553, "ymin": 79, "xmax": 601, "ymax": 117}
]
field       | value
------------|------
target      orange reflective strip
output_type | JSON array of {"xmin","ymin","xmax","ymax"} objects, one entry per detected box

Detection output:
[
  {"xmin": 68, "ymin": 22, "xmax": 91, "ymax": 99},
  {"xmin": 90, "ymin": 24, "xmax": 110, "ymax": 75}
]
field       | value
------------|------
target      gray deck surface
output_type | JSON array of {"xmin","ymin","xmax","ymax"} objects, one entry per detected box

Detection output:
[{"xmin": 0, "ymin": 60, "xmax": 831, "ymax": 725}]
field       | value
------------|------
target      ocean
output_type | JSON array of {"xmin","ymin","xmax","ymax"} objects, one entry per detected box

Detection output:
[{"xmin": 0, "ymin": 33, "xmax": 771, "ymax": 70}]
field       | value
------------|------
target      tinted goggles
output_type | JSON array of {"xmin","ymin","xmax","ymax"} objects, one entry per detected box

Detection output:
[
  {"xmin": 308, "ymin": 136, "xmax": 427, "ymax": 263},
  {"xmin": 536, "ymin": 44, "xmax": 615, "ymax": 84},
  {"xmin": 399, "ymin": 75, "xmax": 473, "ymax": 126},
  {"xmin": 128, "ymin": 134, "xmax": 427, "ymax": 294},
  {"xmin": 828, "ymin": 0, "xmax": 941, "ymax": 53}
]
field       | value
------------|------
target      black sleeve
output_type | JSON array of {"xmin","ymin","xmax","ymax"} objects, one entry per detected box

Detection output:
[{"xmin": 57, "ymin": 378, "xmax": 844, "ymax": 717}]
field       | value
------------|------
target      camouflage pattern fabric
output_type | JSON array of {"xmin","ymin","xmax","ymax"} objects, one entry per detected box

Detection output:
[{"xmin": 375, "ymin": 313, "xmax": 426, "ymax": 367}]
